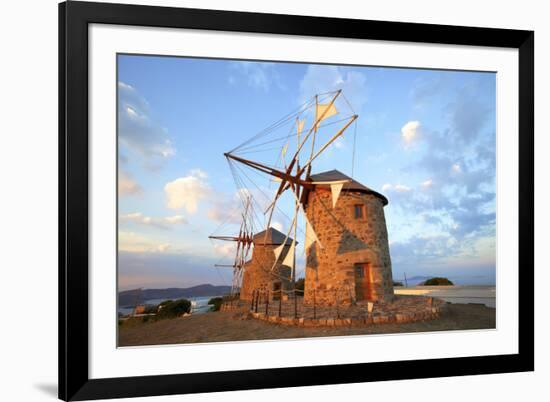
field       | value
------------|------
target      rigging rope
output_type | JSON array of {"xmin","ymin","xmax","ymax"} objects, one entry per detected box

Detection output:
[
  {"xmin": 228, "ymin": 91, "xmax": 338, "ymax": 154},
  {"xmin": 233, "ymin": 115, "xmax": 355, "ymax": 154}
]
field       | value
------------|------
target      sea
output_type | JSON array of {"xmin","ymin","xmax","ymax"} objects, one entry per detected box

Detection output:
[{"xmin": 118, "ymin": 296, "xmax": 219, "ymax": 316}]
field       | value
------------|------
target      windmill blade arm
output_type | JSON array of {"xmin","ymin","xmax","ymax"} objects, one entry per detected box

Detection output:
[
  {"xmin": 208, "ymin": 235, "xmax": 239, "ymax": 241},
  {"xmin": 226, "ymin": 152, "xmax": 312, "ymax": 188},
  {"xmin": 300, "ymin": 115, "xmax": 358, "ymax": 174},
  {"xmin": 288, "ymin": 184, "xmax": 324, "ymax": 250},
  {"xmin": 270, "ymin": 202, "xmax": 299, "ymax": 272},
  {"xmin": 263, "ymin": 182, "xmax": 292, "ymax": 214}
]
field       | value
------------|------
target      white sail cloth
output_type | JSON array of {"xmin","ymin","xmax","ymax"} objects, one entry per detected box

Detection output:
[
  {"xmin": 297, "ymin": 119, "xmax": 305, "ymax": 145},
  {"xmin": 309, "ymin": 179, "xmax": 350, "ymax": 208},
  {"xmin": 315, "ymin": 103, "xmax": 338, "ymax": 129},
  {"xmin": 330, "ymin": 182, "xmax": 344, "ymax": 208},
  {"xmin": 304, "ymin": 218, "xmax": 320, "ymax": 251},
  {"xmin": 273, "ymin": 238, "xmax": 296, "ymax": 267}
]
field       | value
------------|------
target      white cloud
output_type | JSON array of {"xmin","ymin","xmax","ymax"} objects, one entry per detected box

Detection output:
[
  {"xmin": 421, "ymin": 179, "xmax": 433, "ymax": 189},
  {"xmin": 163, "ymin": 215, "xmax": 187, "ymax": 224},
  {"xmin": 155, "ymin": 244, "xmax": 171, "ymax": 253},
  {"xmin": 299, "ymin": 65, "xmax": 368, "ymax": 112},
  {"xmin": 207, "ymin": 198, "xmax": 241, "ymax": 224},
  {"xmin": 394, "ymin": 184, "xmax": 412, "ymax": 193},
  {"xmin": 165, "ymin": 170, "xmax": 212, "ymax": 213},
  {"xmin": 382, "ymin": 183, "xmax": 411, "ymax": 193},
  {"xmin": 189, "ymin": 168, "xmax": 208, "ymax": 179},
  {"xmin": 229, "ymin": 62, "xmax": 282, "ymax": 92},
  {"xmin": 118, "ymin": 81, "xmax": 176, "ymax": 164},
  {"xmin": 206, "ymin": 187, "xmax": 266, "ymax": 225},
  {"xmin": 118, "ymin": 231, "xmax": 171, "ymax": 253},
  {"xmin": 120, "ymin": 212, "xmax": 142, "ymax": 221},
  {"xmin": 118, "ymin": 170, "xmax": 142, "ymax": 196},
  {"xmin": 452, "ymin": 163, "xmax": 462, "ymax": 173},
  {"xmin": 213, "ymin": 243, "xmax": 235, "ymax": 258},
  {"xmin": 401, "ymin": 120, "xmax": 421, "ymax": 146},
  {"xmin": 272, "ymin": 221, "xmax": 283, "ymax": 232},
  {"xmin": 118, "ymin": 81, "xmax": 134, "ymax": 91},
  {"xmin": 119, "ymin": 212, "xmax": 187, "ymax": 229}
]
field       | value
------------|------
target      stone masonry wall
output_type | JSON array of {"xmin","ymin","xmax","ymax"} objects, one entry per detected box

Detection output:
[
  {"xmin": 240, "ymin": 244, "xmax": 293, "ymax": 301},
  {"xmin": 304, "ymin": 189, "xmax": 394, "ymax": 305}
]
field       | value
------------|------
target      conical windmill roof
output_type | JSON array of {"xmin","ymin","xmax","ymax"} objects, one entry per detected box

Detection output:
[
  {"xmin": 253, "ymin": 227, "xmax": 296, "ymax": 246},
  {"xmin": 309, "ymin": 169, "xmax": 389, "ymax": 206}
]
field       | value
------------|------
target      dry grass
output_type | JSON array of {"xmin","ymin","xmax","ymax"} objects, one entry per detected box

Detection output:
[{"xmin": 118, "ymin": 303, "xmax": 495, "ymax": 347}]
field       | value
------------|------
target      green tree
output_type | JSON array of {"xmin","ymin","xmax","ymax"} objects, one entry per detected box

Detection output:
[
  {"xmin": 156, "ymin": 299, "xmax": 191, "ymax": 319},
  {"xmin": 143, "ymin": 304, "xmax": 158, "ymax": 314},
  {"xmin": 208, "ymin": 297, "xmax": 223, "ymax": 311},
  {"xmin": 422, "ymin": 277, "xmax": 454, "ymax": 286}
]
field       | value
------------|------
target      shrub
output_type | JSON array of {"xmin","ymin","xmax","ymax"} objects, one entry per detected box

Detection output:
[
  {"xmin": 422, "ymin": 277, "xmax": 454, "ymax": 286},
  {"xmin": 208, "ymin": 297, "xmax": 223, "ymax": 311},
  {"xmin": 143, "ymin": 304, "xmax": 158, "ymax": 314},
  {"xmin": 155, "ymin": 299, "xmax": 191, "ymax": 319},
  {"xmin": 393, "ymin": 281, "xmax": 404, "ymax": 287},
  {"xmin": 158, "ymin": 299, "xmax": 174, "ymax": 308},
  {"xmin": 295, "ymin": 277, "xmax": 305, "ymax": 293}
]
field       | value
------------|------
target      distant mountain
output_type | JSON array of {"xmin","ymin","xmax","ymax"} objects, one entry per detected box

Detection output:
[
  {"xmin": 400, "ymin": 275, "xmax": 496, "ymax": 286},
  {"xmin": 118, "ymin": 284, "xmax": 232, "ymax": 307},
  {"xmin": 406, "ymin": 275, "xmax": 431, "ymax": 280},
  {"xmin": 402, "ymin": 275, "xmax": 431, "ymax": 284}
]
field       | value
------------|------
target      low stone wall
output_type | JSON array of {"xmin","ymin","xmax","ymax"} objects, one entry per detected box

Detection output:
[
  {"xmin": 248, "ymin": 306, "xmax": 443, "ymax": 327},
  {"xmin": 243, "ymin": 295, "xmax": 446, "ymax": 327}
]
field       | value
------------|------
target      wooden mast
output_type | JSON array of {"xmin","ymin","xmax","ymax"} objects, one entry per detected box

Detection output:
[{"xmin": 208, "ymin": 197, "xmax": 253, "ymax": 296}]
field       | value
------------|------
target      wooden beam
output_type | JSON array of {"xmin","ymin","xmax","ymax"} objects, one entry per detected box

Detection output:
[
  {"xmin": 208, "ymin": 235, "xmax": 253, "ymax": 243},
  {"xmin": 299, "ymin": 115, "xmax": 358, "ymax": 176},
  {"xmin": 225, "ymin": 153, "xmax": 314, "ymax": 188},
  {"xmin": 208, "ymin": 235, "xmax": 238, "ymax": 241}
]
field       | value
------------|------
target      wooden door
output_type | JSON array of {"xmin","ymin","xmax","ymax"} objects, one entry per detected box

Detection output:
[
  {"xmin": 354, "ymin": 263, "xmax": 373, "ymax": 301},
  {"xmin": 272, "ymin": 282, "xmax": 282, "ymax": 300}
]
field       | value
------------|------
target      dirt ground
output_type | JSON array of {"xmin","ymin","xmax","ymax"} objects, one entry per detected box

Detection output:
[{"xmin": 118, "ymin": 303, "xmax": 496, "ymax": 347}]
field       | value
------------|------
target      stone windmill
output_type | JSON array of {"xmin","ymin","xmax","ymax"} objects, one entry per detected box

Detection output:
[
  {"xmin": 239, "ymin": 227, "xmax": 294, "ymax": 301},
  {"xmin": 302, "ymin": 170, "xmax": 394, "ymax": 305},
  {"xmin": 222, "ymin": 90, "xmax": 394, "ymax": 305}
]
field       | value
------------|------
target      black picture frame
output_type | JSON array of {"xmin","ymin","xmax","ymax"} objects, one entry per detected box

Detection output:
[{"xmin": 59, "ymin": 1, "xmax": 534, "ymax": 400}]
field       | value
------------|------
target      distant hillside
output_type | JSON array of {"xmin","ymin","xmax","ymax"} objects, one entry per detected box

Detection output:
[
  {"xmin": 118, "ymin": 284, "xmax": 232, "ymax": 307},
  {"xmin": 398, "ymin": 275, "xmax": 431, "ymax": 285},
  {"xmin": 406, "ymin": 276, "xmax": 431, "ymax": 282}
]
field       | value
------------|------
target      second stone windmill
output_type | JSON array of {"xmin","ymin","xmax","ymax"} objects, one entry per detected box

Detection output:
[{"xmin": 222, "ymin": 89, "xmax": 394, "ymax": 306}]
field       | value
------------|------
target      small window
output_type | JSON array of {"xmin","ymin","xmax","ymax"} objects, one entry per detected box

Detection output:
[{"xmin": 354, "ymin": 204, "xmax": 364, "ymax": 219}]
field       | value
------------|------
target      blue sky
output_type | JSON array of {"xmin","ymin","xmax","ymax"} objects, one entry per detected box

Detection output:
[{"xmin": 117, "ymin": 54, "xmax": 496, "ymax": 291}]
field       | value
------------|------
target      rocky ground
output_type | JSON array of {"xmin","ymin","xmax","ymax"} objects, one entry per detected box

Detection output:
[{"xmin": 118, "ymin": 302, "xmax": 495, "ymax": 347}]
